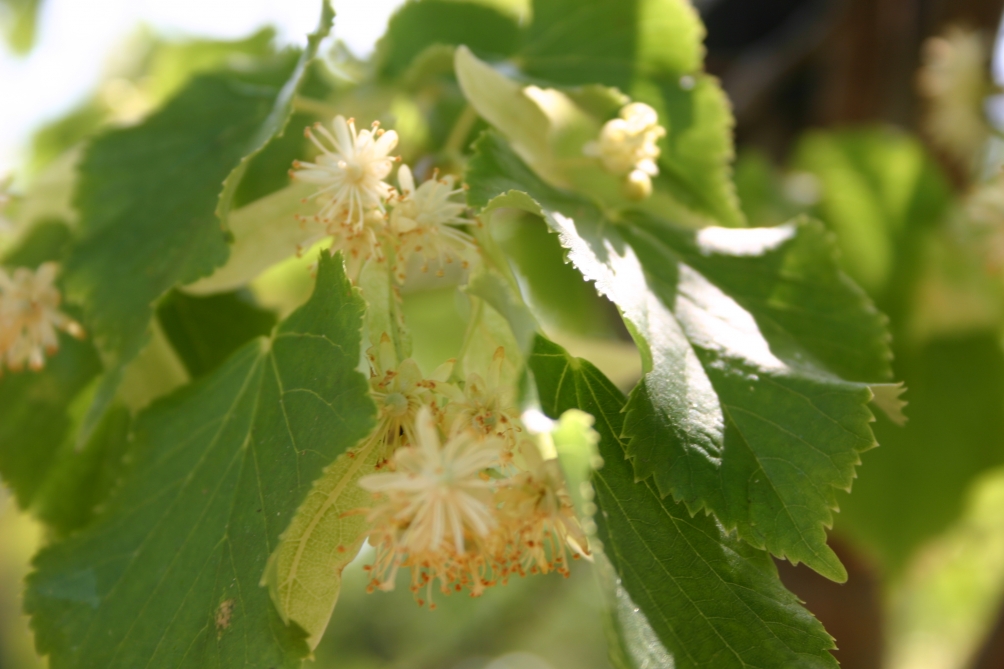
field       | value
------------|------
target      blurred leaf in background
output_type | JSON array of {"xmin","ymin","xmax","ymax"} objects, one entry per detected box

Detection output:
[
  {"xmin": 0, "ymin": 0, "xmax": 41, "ymax": 54},
  {"xmin": 0, "ymin": 495, "xmax": 44, "ymax": 669},
  {"xmin": 885, "ymin": 467, "xmax": 1004, "ymax": 669}
]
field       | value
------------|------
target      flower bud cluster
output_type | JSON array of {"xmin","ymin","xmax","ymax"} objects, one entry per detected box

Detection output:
[
  {"xmin": 0, "ymin": 263, "xmax": 83, "ymax": 372},
  {"xmin": 356, "ymin": 339, "xmax": 587, "ymax": 608},
  {"xmin": 584, "ymin": 102, "xmax": 666, "ymax": 200},
  {"xmin": 291, "ymin": 116, "xmax": 479, "ymax": 282}
]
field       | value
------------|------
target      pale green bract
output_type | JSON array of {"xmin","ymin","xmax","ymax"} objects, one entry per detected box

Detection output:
[{"xmin": 262, "ymin": 436, "xmax": 382, "ymax": 650}]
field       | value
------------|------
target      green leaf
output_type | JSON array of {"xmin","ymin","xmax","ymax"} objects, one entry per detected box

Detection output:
[
  {"xmin": 157, "ymin": 289, "xmax": 277, "ymax": 378},
  {"xmin": 27, "ymin": 103, "xmax": 108, "ymax": 179},
  {"xmin": 217, "ymin": 2, "xmax": 334, "ymax": 228},
  {"xmin": 0, "ymin": 335, "xmax": 101, "ymax": 509},
  {"xmin": 837, "ymin": 334, "xmax": 1004, "ymax": 571},
  {"xmin": 465, "ymin": 269, "xmax": 539, "ymax": 357},
  {"xmin": 519, "ymin": 0, "xmax": 639, "ymax": 89},
  {"xmin": 2, "ymin": 219, "xmax": 73, "ymax": 269},
  {"xmin": 65, "ymin": 2, "xmax": 332, "ymax": 442},
  {"xmin": 33, "ymin": 404, "xmax": 132, "ymax": 535},
  {"xmin": 139, "ymin": 27, "xmax": 279, "ymax": 108},
  {"xmin": 598, "ymin": 561, "xmax": 674, "ymax": 669},
  {"xmin": 642, "ymin": 74, "xmax": 744, "ymax": 228},
  {"xmin": 491, "ymin": 209, "xmax": 621, "ymax": 338},
  {"xmin": 183, "ymin": 183, "xmax": 317, "ymax": 295},
  {"xmin": 26, "ymin": 252, "xmax": 377, "ymax": 669},
  {"xmin": 519, "ymin": 0, "xmax": 703, "ymax": 90},
  {"xmin": 528, "ymin": 335, "xmax": 838, "ymax": 669},
  {"xmin": 468, "ymin": 130, "xmax": 892, "ymax": 580},
  {"xmin": 63, "ymin": 73, "xmax": 281, "ymax": 436},
  {"xmin": 514, "ymin": 0, "xmax": 743, "ymax": 227},
  {"xmin": 262, "ymin": 435, "xmax": 382, "ymax": 650},
  {"xmin": 377, "ymin": 0, "xmax": 520, "ymax": 80}
]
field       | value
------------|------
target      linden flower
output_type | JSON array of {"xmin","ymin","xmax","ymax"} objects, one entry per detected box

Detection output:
[
  {"xmin": 291, "ymin": 115, "xmax": 398, "ymax": 230},
  {"xmin": 442, "ymin": 347, "xmax": 522, "ymax": 454},
  {"xmin": 389, "ymin": 164, "xmax": 478, "ymax": 283},
  {"xmin": 294, "ymin": 208, "xmax": 391, "ymax": 282},
  {"xmin": 0, "ymin": 263, "xmax": 83, "ymax": 372},
  {"xmin": 366, "ymin": 333, "xmax": 455, "ymax": 456},
  {"xmin": 495, "ymin": 441, "xmax": 588, "ymax": 580},
  {"xmin": 359, "ymin": 407, "xmax": 503, "ymax": 603},
  {"xmin": 584, "ymin": 102, "xmax": 665, "ymax": 199},
  {"xmin": 918, "ymin": 27, "xmax": 990, "ymax": 163}
]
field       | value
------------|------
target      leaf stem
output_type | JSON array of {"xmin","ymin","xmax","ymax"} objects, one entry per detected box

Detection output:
[{"xmin": 443, "ymin": 104, "xmax": 479, "ymax": 157}]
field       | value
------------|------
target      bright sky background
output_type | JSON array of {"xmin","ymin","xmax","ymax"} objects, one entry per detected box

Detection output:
[{"xmin": 0, "ymin": 0, "xmax": 407, "ymax": 176}]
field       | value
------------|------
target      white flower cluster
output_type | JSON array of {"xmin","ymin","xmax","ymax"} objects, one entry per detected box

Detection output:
[
  {"xmin": 917, "ymin": 27, "xmax": 991, "ymax": 163},
  {"xmin": 354, "ymin": 337, "xmax": 586, "ymax": 607},
  {"xmin": 0, "ymin": 263, "xmax": 83, "ymax": 372},
  {"xmin": 962, "ymin": 174, "xmax": 1004, "ymax": 272},
  {"xmin": 584, "ymin": 102, "xmax": 666, "ymax": 200},
  {"xmin": 291, "ymin": 116, "xmax": 478, "ymax": 282}
]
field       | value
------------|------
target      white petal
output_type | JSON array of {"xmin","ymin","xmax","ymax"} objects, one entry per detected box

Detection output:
[
  {"xmin": 331, "ymin": 115, "xmax": 352, "ymax": 154},
  {"xmin": 398, "ymin": 164, "xmax": 416, "ymax": 194},
  {"xmin": 374, "ymin": 129, "xmax": 399, "ymax": 156}
]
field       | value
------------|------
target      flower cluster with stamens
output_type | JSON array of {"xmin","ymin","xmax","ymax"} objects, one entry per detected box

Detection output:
[
  {"xmin": 291, "ymin": 115, "xmax": 478, "ymax": 283},
  {"xmin": 584, "ymin": 102, "xmax": 666, "ymax": 200},
  {"xmin": 356, "ymin": 341, "xmax": 587, "ymax": 608},
  {"xmin": 0, "ymin": 263, "xmax": 83, "ymax": 372}
]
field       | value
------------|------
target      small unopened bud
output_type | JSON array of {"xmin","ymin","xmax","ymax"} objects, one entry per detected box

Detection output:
[{"xmin": 623, "ymin": 169, "xmax": 652, "ymax": 200}]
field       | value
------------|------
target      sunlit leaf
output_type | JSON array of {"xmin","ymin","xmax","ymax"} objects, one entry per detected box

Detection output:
[
  {"xmin": 469, "ymin": 130, "xmax": 892, "ymax": 580},
  {"xmin": 529, "ymin": 335, "xmax": 839, "ymax": 669}
]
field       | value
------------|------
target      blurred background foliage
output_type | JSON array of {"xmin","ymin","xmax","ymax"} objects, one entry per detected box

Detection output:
[{"xmin": 3, "ymin": 0, "xmax": 1004, "ymax": 668}]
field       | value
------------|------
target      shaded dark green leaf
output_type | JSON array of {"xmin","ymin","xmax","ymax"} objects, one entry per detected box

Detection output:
[
  {"xmin": 0, "ymin": 335, "xmax": 101, "ymax": 509},
  {"xmin": 64, "ymin": 3, "xmax": 332, "ymax": 443},
  {"xmin": 157, "ymin": 289, "xmax": 276, "ymax": 378},
  {"xmin": 33, "ymin": 405, "xmax": 132, "ymax": 535},
  {"xmin": 27, "ymin": 252, "xmax": 377, "ymax": 669},
  {"xmin": 376, "ymin": 0, "xmax": 520, "ymax": 80},
  {"xmin": 2, "ymin": 220, "xmax": 73, "ymax": 269}
]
